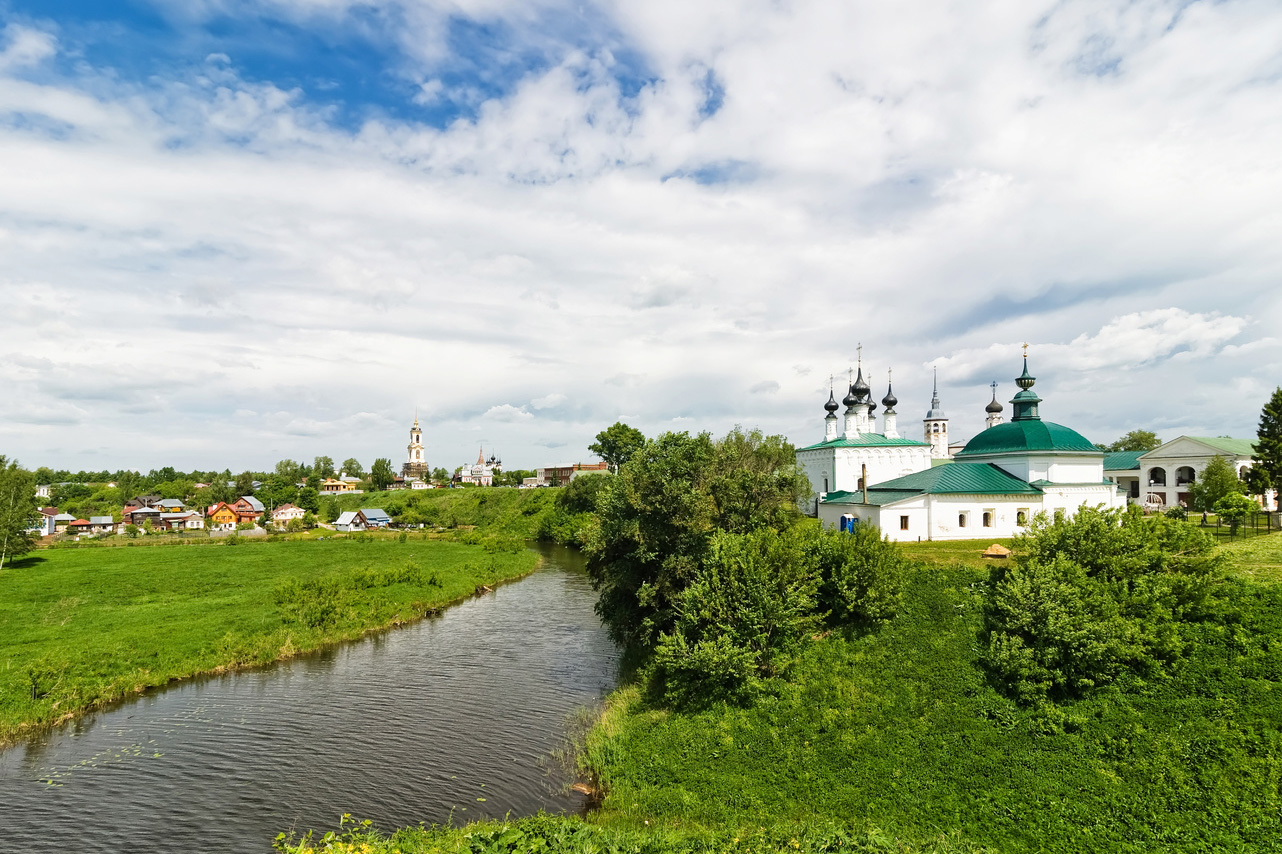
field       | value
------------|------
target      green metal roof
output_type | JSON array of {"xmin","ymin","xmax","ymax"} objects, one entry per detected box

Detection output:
[
  {"xmin": 1187, "ymin": 437, "xmax": 1257, "ymax": 456},
  {"xmin": 1103, "ymin": 451, "xmax": 1143, "ymax": 471},
  {"xmin": 821, "ymin": 462, "xmax": 1041, "ymax": 506},
  {"xmin": 956, "ymin": 420, "xmax": 1101, "ymax": 458},
  {"xmin": 799, "ymin": 433, "xmax": 930, "ymax": 451}
]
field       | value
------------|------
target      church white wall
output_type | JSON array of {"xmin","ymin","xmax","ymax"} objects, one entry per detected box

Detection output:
[{"xmin": 797, "ymin": 444, "xmax": 932, "ymax": 504}]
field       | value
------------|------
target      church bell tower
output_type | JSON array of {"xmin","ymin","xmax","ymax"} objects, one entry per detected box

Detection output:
[{"xmin": 402, "ymin": 412, "xmax": 429, "ymax": 479}]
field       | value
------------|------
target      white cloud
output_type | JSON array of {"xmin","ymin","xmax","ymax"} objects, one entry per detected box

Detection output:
[
  {"xmin": 484, "ymin": 404, "xmax": 535, "ymax": 422},
  {"xmin": 0, "ymin": 1, "xmax": 1280, "ymax": 471},
  {"xmin": 0, "ymin": 24, "xmax": 56, "ymax": 71}
]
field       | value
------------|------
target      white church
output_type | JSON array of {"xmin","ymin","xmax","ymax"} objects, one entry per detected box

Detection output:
[{"xmin": 797, "ymin": 355, "xmax": 1126, "ymax": 541}]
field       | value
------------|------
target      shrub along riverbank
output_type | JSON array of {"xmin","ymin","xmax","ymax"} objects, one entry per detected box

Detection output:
[{"xmin": 0, "ymin": 536, "xmax": 539, "ymax": 745}]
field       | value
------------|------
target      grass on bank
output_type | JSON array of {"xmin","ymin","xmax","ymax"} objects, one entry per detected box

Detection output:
[
  {"xmin": 0, "ymin": 536, "xmax": 539, "ymax": 745},
  {"xmin": 570, "ymin": 531, "xmax": 1282, "ymax": 853}
]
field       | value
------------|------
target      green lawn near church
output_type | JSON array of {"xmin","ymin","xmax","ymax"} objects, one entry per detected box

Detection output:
[{"xmin": 0, "ymin": 537, "xmax": 538, "ymax": 745}]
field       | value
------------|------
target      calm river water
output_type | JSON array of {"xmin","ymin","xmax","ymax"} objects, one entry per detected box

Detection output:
[{"xmin": 0, "ymin": 544, "xmax": 618, "ymax": 853}]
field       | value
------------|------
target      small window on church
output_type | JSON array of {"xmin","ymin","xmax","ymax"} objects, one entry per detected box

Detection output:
[
  {"xmin": 900, "ymin": 515, "xmax": 909, "ymax": 530},
  {"xmin": 958, "ymin": 513, "xmax": 967, "ymax": 528},
  {"xmin": 1016, "ymin": 509, "xmax": 1028, "ymax": 525},
  {"xmin": 823, "ymin": 477, "xmax": 829, "ymax": 492},
  {"xmin": 982, "ymin": 511, "xmax": 993, "ymax": 527}
]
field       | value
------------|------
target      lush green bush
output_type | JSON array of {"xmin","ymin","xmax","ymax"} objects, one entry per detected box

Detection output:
[
  {"xmin": 651, "ymin": 528, "xmax": 821, "ymax": 706},
  {"xmin": 648, "ymin": 523, "xmax": 905, "ymax": 707},
  {"xmin": 983, "ymin": 506, "xmax": 1222, "ymax": 704},
  {"xmin": 797, "ymin": 522, "xmax": 905, "ymax": 629}
]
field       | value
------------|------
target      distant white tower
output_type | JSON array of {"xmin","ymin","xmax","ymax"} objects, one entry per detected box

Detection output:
[
  {"xmin": 985, "ymin": 381, "xmax": 1005, "ymax": 430},
  {"xmin": 923, "ymin": 368, "xmax": 950, "ymax": 459},
  {"xmin": 402, "ymin": 412, "xmax": 429, "ymax": 478}
]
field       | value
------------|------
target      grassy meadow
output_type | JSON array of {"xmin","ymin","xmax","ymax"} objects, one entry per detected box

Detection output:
[{"xmin": 0, "ymin": 536, "xmax": 538, "ymax": 744}]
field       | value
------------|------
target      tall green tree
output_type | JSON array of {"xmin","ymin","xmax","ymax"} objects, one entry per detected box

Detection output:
[
  {"xmin": 1187, "ymin": 455, "xmax": 1246, "ymax": 512},
  {"xmin": 589, "ymin": 422, "xmax": 646, "ymax": 474},
  {"xmin": 583, "ymin": 428, "xmax": 808, "ymax": 650},
  {"xmin": 313, "ymin": 456, "xmax": 336, "ymax": 478},
  {"xmin": 233, "ymin": 471, "xmax": 257, "ymax": 497},
  {"xmin": 0, "ymin": 457, "xmax": 40, "ymax": 570},
  {"xmin": 341, "ymin": 458, "xmax": 363, "ymax": 478},
  {"xmin": 1099, "ymin": 430, "xmax": 1162, "ymax": 452},
  {"xmin": 369, "ymin": 458, "xmax": 395, "ymax": 491},
  {"xmin": 1256, "ymin": 387, "xmax": 1282, "ymax": 510}
]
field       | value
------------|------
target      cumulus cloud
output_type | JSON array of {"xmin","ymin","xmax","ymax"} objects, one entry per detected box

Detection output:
[{"xmin": 0, "ymin": 0, "xmax": 1278, "ymax": 471}]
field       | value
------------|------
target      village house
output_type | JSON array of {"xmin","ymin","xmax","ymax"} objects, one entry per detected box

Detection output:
[
  {"xmin": 334, "ymin": 510, "xmax": 368, "ymax": 532},
  {"xmin": 206, "ymin": 502, "xmax": 239, "ymax": 531},
  {"xmin": 272, "ymin": 503, "xmax": 306, "ymax": 528},
  {"xmin": 361, "ymin": 508, "xmax": 392, "ymax": 528},
  {"xmin": 159, "ymin": 512, "xmax": 205, "ymax": 531}
]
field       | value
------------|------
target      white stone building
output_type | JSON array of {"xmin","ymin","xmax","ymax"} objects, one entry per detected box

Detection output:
[
  {"xmin": 811, "ymin": 357, "xmax": 1127, "ymax": 541},
  {"xmin": 1103, "ymin": 436, "xmax": 1269, "ymax": 510}
]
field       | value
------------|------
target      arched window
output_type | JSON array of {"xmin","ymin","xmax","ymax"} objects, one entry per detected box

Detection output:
[
  {"xmin": 1016, "ymin": 510, "xmax": 1027, "ymax": 525},
  {"xmin": 982, "ymin": 511, "xmax": 992, "ymax": 527},
  {"xmin": 1148, "ymin": 467, "xmax": 1167, "ymax": 487},
  {"xmin": 823, "ymin": 477, "xmax": 829, "ymax": 492},
  {"xmin": 1175, "ymin": 466, "xmax": 1195, "ymax": 486},
  {"xmin": 958, "ymin": 513, "xmax": 967, "ymax": 528}
]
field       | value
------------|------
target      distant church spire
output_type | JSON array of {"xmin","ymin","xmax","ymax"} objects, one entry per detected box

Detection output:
[{"xmin": 924, "ymin": 366, "xmax": 949, "ymax": 459}]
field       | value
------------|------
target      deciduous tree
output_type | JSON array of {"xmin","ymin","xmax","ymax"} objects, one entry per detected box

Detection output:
[
  {"xmin": 584, "ymin": 428, "xmax": 808, "ymax": 650},
  {"xmin": 1099, "ymin": 430, "xmax": 1162, "ymax": 452},
  {"xmin": 341, "ymin": 458, "xmax": 363, "ymax": 478},
  {"xmin": 589, "ymin": 422, "xmax": 646, "ymax": 474},
  {"xmin": 369, "ymin": 458, "xmax": 395, "ymax": 491},
  {"xmin": 0, "ymin": 457, "xmax": 39, "ymax": 570},
  {"xmin": 1188, "ymin": 455, "xmax": 1246, "ymax": 512}
]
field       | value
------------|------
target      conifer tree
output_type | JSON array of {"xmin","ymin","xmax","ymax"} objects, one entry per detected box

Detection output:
[{"xmin": 1256, "ymin": 387, "xmax": 1282, "ymax": 510}]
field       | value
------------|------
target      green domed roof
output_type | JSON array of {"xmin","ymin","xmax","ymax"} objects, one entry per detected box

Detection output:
[{"xmin": 956, "ymin": 420, "xmax": 1101, "ymax": 457}]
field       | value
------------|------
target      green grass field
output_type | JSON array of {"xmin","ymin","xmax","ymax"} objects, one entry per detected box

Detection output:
[
  {"xmin": 570, "ymin": 532, "xmax": 1282, "ymax": 853},
  {"xmin": 0, "ymin": 537, "xmax": 538, "ymax": 745}
]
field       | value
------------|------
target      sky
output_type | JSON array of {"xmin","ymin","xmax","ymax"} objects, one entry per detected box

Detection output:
[{"xmin": 0, "ymin": 0, "xmax": 1280, "ymax": 474}]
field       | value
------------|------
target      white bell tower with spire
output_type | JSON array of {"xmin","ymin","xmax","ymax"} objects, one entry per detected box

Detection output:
[
  {"xmin": 402, "ymin": 411, "xmax": 429, "ymax": 478},
  {"xmin": 923, "ymin": 368, "xmax": 950, "ymax": 459}
]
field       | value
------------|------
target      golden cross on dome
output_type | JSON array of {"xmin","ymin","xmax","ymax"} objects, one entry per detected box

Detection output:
[{"xmin": 1022, "ymin": 342, "xmax": 1030, "ymax": 357}]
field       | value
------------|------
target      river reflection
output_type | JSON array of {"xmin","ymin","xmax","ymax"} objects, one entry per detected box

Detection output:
[{"xmin": 0, "ymin": 544, "xmax": 618, "ymax": 853}]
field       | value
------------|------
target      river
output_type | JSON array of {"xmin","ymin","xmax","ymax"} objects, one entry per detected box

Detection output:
[{"xmin": 0, "ymin": 543, "xmax": 618, "ymax": 853}]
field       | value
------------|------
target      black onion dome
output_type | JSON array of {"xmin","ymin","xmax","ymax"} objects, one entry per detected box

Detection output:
[
  {"xmin": 825, "ymin": 389, "xmax": 839, "ymax": 413},
  {"xmin": 842, "ymin": 384, "xmax": 857, "ymax": 407},
  {"xmin": 868, "ymin": 399, "xmax": 878, "ymax": 417},
  {"xmin": 882, "ymin": 384, "xmax": 898, "ymax": 409},
  {"xmin": 852, "ymin": 367, "xmax": 871, "ymax": 400},
  {"xmin": 986, "ymin": 392, "xmax": 1004, "ymax": 414}
]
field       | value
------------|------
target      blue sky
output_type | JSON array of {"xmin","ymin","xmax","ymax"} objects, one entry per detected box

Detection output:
[{"xmin": 0, "ymin": 0, "xmax": 1280, "ymax": 472}]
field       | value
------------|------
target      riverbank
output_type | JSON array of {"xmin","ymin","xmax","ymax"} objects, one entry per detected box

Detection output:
[
  {"xmin": 280, "ymin": 533, "xmax": 1282, "ymax": 853},
  {"xmin": 0, "ymin": 536, "xmax": 539, "ymax": 745}
]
